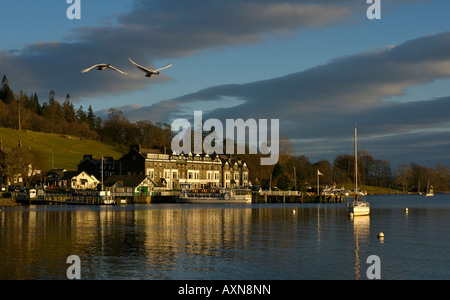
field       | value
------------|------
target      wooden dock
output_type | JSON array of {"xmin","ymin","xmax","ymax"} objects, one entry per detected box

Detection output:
[
  {"xmin": 16, "ymin": 194, "xmax": 116, "ymax": 205},
  {"xmin": 14, "ymin": 190, "xmax": 344, "ymax": 205},
  {"xmin": 253, "ymin": 191, "xmax": 344, "ymax": 203}
]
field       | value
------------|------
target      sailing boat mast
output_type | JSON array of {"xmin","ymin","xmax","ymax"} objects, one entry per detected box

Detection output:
[
  {"xmin": 348, "ymin": 124, "xmax": 370, "ymax": 216},
  {"xmin": 354, "ymin": 124, "xmax": 358, "ymax": 202}
]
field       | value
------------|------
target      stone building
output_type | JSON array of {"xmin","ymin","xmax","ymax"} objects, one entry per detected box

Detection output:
[{"xmin": 118, "ymin": 145, "xmax": 249, "ymax": 190}]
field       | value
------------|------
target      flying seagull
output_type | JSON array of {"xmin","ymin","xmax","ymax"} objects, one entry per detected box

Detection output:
[
  {"xmin": 81, "ymin": 64, "xmax": 127, "ymax": 75},
  {"xmin": 128, "ymin": 58, "xmax": 173, "ymax": 77}
]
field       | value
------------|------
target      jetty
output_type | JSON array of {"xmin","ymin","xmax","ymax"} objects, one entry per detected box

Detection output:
[
  {"xmin": 15, "ymin": 189, "xmax": 118, "ymax": 206},
  {"xmin": 11, "ymin": 189, "xmax": 344, "ymax": 205},
  {"xmin": 253, "ymin": 191, "xmax": 345, "ymax": 204}
]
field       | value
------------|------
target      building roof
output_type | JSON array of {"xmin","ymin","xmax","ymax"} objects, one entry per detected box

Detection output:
[
  {"xmin": 60, "ymin": 171, "xmax": 82, "ymax": 181},
  {"xmin": 103, "ymin": 174, "xmax": 155, "ymax": 188}
]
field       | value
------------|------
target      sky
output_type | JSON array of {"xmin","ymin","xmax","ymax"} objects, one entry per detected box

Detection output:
[{"xmin": 1, "ymin": 0, "xmax": 450, "ymax": 168}]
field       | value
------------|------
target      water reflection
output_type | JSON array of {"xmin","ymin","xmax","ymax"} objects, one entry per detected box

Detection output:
[
  {"xmin": 351, "ymin": 216, "xmax": 370, "ymax": 280},
  {"xmin": 1, "ymin": 206, "xmax": 260, "ymax": 279},
  {"xmin": 1, "ymin": 205, "xmax": 323, "ymax": 279},
  {"xmin": 3, "ymin": 199, "xmax": 448, "ymax": 279}
]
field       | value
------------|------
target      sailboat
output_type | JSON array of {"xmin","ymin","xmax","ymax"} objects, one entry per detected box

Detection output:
[
  {"xmin": 425, "ymin": 179, "xmax": 434, "ymax": 197},
  {"xmin": 347, "ymin": 125, "xmax": 370, "ymax": 217}
]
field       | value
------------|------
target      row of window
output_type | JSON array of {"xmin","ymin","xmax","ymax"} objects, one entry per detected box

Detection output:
[{"xmin": 146, "ymin": 162, "xmax": 223, "ymax": 171}]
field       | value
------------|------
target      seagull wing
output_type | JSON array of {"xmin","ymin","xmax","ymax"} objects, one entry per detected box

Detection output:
[
  {"xmin": 128, "ymin": 58, "xmax": 151, "ymax": 73},
  {"xmin": 155, "ymin": 63, "xmax": 173, "ymax": 72},
  {"xmin": 81, "ymin": 64, "xmax": 105, "ymax": 73},
  {"xmin": 107, "ymin": 65, "xmax": 127, "ymax": 75}
]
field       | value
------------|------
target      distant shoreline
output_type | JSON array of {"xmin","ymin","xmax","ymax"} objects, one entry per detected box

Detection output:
[{"xmin": 0, "ymin": 198, "xmax": 21, "ymax": 207}]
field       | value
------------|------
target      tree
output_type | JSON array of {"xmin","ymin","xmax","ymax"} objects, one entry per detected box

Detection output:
[
  {"xmin": 359, "ymin": 150, "xmax": 374, "ymax": 185},
  {"xmin": 103, "ymin": 108, "xmax": 129, "ymax": 144},
  {"xmin": 62, "ymin": 94, "xmax": 78, "ymax": 124},
  {"xmin": 76, "ymin": 105, "xmax": 87, "ymax": 123},
  {"xmin": 26, "ymin": 93, "xmax": 42, "ymax": 115},
  {"xmin": 16, "ymin": 91, "xmax": 27, "ymax": 130},
  {"xmin": 42, "ymin": 90, "xmax": 62, "ymax": 133},
  {"xmin": 371, "ymin": 159, "xmax": 391, "ymax": 187},
  {"xmin": 0, "ymin": 146, "xmax": 45, "ymax": 187},
  {"xmin": 394, "ymin": 163, "xmax": 410, "ymax": 193},
  {"xmin": 314, "ymin": 159, "xmax": 333, "ymax": 185},
  {"xmin": 86, "ymin": 105, "xmax": 96, "ymax": 129},
  {"xmin": 295, "ymin": 155, "xmax": 314, "ymax": 191},
  {"xmin": 333, "ymin": 154, "xmax": 353, "ymax": 183},
  {"xmin": 0, "ymin": 75, "xmax": 15, "ymax": 104},
  {"xmin": 409, "ymin": 163, "xmax": 432, "ymax": 193},
  {"xmin": 155, "ymin": 122, "xmax": 173, "ymax": 154},
  {"xmin": 432, "ymin": 164, "xmax": 449, "ymax": 192}
]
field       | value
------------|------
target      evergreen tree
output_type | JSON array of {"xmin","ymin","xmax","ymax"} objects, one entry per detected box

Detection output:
[
  {"xmin": 43, "ymin": 90, "xmax": 62, "ymax": 133},
  {"xmin": 0, "ymin": 75, "xmax": 15, "ymax": 104},
  {"xmin": 76, "ymin": 105, "xmax": 87, "ymax": 123},
  {"xmin": 27, "ymin": 93, "xmax": 42, "ymax": 115},
  {"xmin": 86, "ymin": 105, "xmax": 96, "ymax": 129},
  {"xmin": 62, "ymin": 94, "xmax": 77, "ymax": 123}
]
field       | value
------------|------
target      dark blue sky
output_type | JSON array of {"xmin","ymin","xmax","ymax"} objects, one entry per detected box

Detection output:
[{"xmin": 1, "ymin": 0, "xmax": 450, "ymax": 167}]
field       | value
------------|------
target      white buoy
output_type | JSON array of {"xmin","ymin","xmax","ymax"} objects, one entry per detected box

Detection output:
[
  {"xmin": 405, "ymin": 207, "xmax": 408, "ymax": 212},
  {"xmin": 377, "ymin": 232, "xmax": 384, "ymax": 238},
  {"xmin": 292, "ymin": 210, "xmax": 296, "ymax": 214}
]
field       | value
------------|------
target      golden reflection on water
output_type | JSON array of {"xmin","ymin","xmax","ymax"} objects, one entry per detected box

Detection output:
[
  {"xmin": 351, "ymin": 216, "xmax": 370, "ymax": 280},
  {"xmin": 0, "ymin": 205, "xmax": 343, "ymax": 279},
  {"xmin": 0, "ymin": 206, "xmax": 271, "ymax": 279}
]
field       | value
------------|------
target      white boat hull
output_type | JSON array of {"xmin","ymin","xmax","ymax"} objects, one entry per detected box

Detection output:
[
  {"xmin": 177, "ymin": 197, "xmax": 252, "ymax": 204},
  {"xmin": 177, "ymin": 188, "xmax": 252, "ymax": 204},
  {"xmin": 348, "ymin": 201, "xmax": 370, "ymax": 216}
]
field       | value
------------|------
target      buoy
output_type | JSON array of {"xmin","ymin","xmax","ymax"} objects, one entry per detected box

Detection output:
[
  {"xmin": 377, "ymin": 232, "xmax": 384, "ymax": 238},
  {"xmin": 405, "ymin": 208, "xmax": 408, "ymax": 212},
  {"xmin": 292, "ymin": 210, "xmax": 296, "ymax": 214}
]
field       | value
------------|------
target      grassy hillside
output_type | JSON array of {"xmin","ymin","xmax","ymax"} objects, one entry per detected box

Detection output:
[
  {"xmin": 337, "ymin": 182, "xmax": 401, "ymax": 195},
  {"xmin": 0, "ymin": 127, "xmax": 127, "ymax": 171}
]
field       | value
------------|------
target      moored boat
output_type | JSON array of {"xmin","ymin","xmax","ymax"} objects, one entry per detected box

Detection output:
[
  {"xmin": 425, "ymin": 180, "xmax": 434, "ymax": 197},
  {"xmin": 177, "ymin": 184, "xmax": 252, "ymax": 204},
  {"xmin": 347, "ymin": 125, "xmax": 370, "ymax": 217}
]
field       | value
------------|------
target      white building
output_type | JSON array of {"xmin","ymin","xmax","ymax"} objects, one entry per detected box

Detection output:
[{"xmin": 70, "ymin": 171, "xmax": 99, "ymax": 190}]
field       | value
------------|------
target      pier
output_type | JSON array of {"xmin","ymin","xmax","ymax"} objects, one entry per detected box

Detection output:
[
  {"xmin": 253, "ymin": 191, "xmax": 345, "ymax": 204},
  {"xmin": 15, "ymin": 192, "xmax": 117, "ymax": 206},
  {"xmin": 13, "ymin": 190, "xmax": 345, "ymax": 205}
]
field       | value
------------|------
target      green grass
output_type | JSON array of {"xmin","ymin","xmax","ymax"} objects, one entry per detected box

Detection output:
[
  {"xmin": 0, "ymin": 127, "xmax": 127, "ymax": 171},
  {"xmin": 337, "ymin": 182, "xmax": 401, "ymax": 195}
]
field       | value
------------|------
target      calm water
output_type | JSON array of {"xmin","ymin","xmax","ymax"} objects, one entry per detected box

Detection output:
[{"xmin": 1, "ymin": 194, "xmax": 449, "ymax": 280}]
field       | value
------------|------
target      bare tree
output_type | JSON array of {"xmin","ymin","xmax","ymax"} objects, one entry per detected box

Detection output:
[{"xmin": 0, "ymin": 146, "xmax": 45, "ymax": 187}]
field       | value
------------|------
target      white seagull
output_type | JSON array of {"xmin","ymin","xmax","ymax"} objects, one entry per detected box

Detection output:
[
  {"xmin": 81, "ymin": 64, "xmax": 127, "ymax": 75},
  {"xmin": 128, "ymin": 58, "xmax": 173, "ymax": 77}
]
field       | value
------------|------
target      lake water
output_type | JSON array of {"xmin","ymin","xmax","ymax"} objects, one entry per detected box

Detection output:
[{"xmin": 1, "ymin": 194, "xmax": 449, "ymax": 280}]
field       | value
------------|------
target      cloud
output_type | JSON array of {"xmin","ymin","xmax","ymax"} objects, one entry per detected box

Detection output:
[
  {"xmin": 130, "ymin": 32, "xmax": 450, "ymax": 119},
  {"xmin": 123, "ymin": 31, "xmax": 450, "ymax": 166},
  {"xmin": 0, "ymin": 0, "xmax": 373, "ymax": 100},
  {"xmin": 1, "ymin": 0, "xmax": 445, "ymax": 166}
]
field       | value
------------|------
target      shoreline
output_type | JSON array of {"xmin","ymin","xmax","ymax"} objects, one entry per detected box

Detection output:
[{"xmin": 0, "ymin": 198, "xmax": 22, "ymax": 207}]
